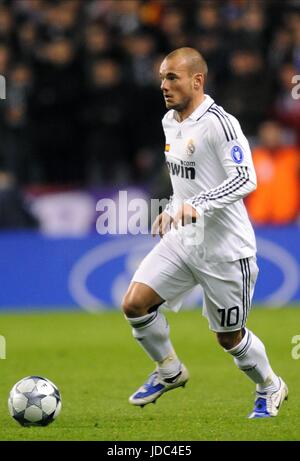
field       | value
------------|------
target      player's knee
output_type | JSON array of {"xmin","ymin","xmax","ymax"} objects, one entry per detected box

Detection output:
[
  {"xmin": 122, "ymin": 294, "xmax": 140, "ymax": 317},
  {"xmin": 121, "ymin": 292, "xmax": 147, "ymax": 318},
  {"xmin": 122, "ymin": 283, "xmax": 163, "ymax": 318},
  {"xmin": 216, "ymin": 330, "xmax": 243, "ymax": 350}
]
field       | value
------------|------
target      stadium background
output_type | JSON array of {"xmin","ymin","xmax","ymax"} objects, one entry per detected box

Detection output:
[
  {"xmin": 0, "ymin": 0, "xmax": 299, "ymax": 443},
  {"xmin": 0, "ymin": 0, "xmax": 299, "ymax": 310}
]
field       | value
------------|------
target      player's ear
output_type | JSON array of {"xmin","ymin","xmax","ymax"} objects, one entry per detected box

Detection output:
[{"xmin": 194, "ymin": 73, "xmax": 203, "ymax": 89}]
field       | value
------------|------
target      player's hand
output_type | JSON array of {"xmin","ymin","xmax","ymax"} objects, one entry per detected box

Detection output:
[
  {"xmin": 152, "ymin": 211, "xmax": 174, "ymax": 238},
  {"xmin": 173, "ymin": 204, "xmax": 200, "ymax": 229}
]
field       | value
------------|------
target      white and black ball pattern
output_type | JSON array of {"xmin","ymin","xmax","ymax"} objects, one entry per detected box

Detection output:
[{"xmin": 8, "ymin": 376, "xmax": 62, "ymax": 426}]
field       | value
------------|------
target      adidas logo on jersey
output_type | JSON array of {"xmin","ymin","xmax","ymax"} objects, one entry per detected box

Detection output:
[{"xmin": 166, "ymin": 160, "xmax": 196, "ymax": 180}]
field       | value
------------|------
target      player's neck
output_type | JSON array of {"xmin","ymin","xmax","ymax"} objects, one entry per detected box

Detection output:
[{"xmin": 175, "ymin": 94, "xmax": 206, "ymax": 122}]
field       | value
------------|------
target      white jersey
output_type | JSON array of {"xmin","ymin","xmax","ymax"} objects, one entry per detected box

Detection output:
[{"xmin": 162, "ymin": 94, "xmax": 257, "ymax": 262}]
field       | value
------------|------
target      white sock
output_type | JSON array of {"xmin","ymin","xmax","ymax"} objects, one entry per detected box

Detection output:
[
  {"xmin": 226, "ymin": 328, "xmax": 280, "ymax": 393},
  {"xmin": 126, "ymin": 311, "xmax": 181, "ymax": 379}
]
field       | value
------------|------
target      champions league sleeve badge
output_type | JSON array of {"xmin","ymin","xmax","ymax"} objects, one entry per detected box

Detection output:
[
  {"xmin": 231, "ymin": 145, "xmax": 244, "ymax": 164},
  {"xmin": 186, "ymin": 139, "xmax": 195, "ymax": 156}
]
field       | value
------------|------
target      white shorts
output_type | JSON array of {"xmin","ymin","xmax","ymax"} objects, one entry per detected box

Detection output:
[{"xmin": 132, "ymin": 232, "xmax": 259, "ymax": 333}]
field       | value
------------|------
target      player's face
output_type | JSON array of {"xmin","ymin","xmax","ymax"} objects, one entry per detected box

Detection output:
[{"xmin": 159, "ymin": 57, "xmax": 194, "ymax": 112}]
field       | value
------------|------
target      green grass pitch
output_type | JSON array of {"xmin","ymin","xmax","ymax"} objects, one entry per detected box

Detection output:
[{"xmin": 0, "ymin": 307, "xmax": 299, "ymax": 441}]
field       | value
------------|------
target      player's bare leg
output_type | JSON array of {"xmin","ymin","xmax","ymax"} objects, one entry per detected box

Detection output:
[
  {"xmin": 216, "ymin": 329, "xmax": 288, "ymax": 418},
  {"xmin": 122, "ymin": 282, "xmax": 189, "ymax": 407}
]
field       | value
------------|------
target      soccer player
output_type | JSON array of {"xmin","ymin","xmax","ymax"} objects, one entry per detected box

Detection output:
[{"xmin": 122, "ymin": 47, "xmax": 288, "ymax": 418}]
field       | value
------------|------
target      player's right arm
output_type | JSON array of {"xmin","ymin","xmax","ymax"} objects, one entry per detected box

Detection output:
[
  {"xmin": 152, "ymin": 210, "xmax": 174, "ymax": 238},
  {"xmin": 152, "ymin": 194, "xmax": 175, "ymax": 237}
]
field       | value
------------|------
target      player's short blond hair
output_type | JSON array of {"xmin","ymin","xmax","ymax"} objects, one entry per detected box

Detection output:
[{"xmin": 165, "ymin": 47, "xmax": 208, "ymax": 78}]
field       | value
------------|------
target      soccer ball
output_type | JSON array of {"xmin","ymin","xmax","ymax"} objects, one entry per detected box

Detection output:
[{"xmin": 8, "ymin": 376, "xmax": 62, "ymax": 427}]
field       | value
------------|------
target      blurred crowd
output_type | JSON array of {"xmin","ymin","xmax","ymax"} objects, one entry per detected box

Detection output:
[{"xmin": 0, "ymin": 0, "xmax": 299, "ymax": 227}]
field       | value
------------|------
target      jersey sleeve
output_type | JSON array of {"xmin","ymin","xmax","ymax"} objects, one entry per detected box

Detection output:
[{"xmin": 186, "ymin": 112, "xmax": 257, "ymax": 215}]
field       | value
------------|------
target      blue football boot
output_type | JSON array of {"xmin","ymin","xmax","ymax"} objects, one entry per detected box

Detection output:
[
  {"xmin": 248, "ymin": 377, "xmax": 288, "ymax": 419},
  {"xmin": 129, "ymin": 364, "xmax": 189, "ymax": 407}
]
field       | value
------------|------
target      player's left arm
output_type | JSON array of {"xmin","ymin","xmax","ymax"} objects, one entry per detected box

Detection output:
[{"xmin": 174, "ymin": 115, "xmax": 257, "ymax": 226}]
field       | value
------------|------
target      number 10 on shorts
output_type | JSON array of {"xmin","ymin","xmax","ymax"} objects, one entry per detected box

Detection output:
[{"xmin": 218, "ymin": 307, "xmax": 240, "ymax": 328}]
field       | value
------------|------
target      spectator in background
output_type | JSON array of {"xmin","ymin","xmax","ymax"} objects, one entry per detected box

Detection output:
[
  {"xmin": 159, "ymin": 5, "xmax": 188, "ymax": 51},
  {"xmin": 219, "ymin": 48, "xmax": 273, "ymax": 136},
  {"xmin": 246, "ymin": 120, "xmax": 300, "ymax": 225},
  {"xmin": 38, "ymin": 0, "xmax": 81, "ymax": 42},
  {"xmin": 194, "ymin": 2, "xmax": 222, "ymax": 35},
  {"xmin": 284, "ymin": 10, "xmax": 300, "ymax": 70},
  {"xmin": 192, "ymin": 32, "xmax": 226, "ymax": 97},
  {"xmin": 99, "ymin": 0, "xmax": 142, "ymax": 36},
  {"xmin": 82, "ymin": 57, "xmax": 133, "ymax": 185},
  {"xmin": 273, "ymin": 62, "xmax": 300, "ymax": 145},
  {"xmin": 291, "ymin": 20, "xmax": 300, "ymax": 70},
  {"xmin": 138, "ymin": 0, "xmax": 164, "ymax": 28},
  {"xmin": 12, "ymin": 0, "xmax": 46, "ymax": 25},
  {"xmin": 3, "ymin": 62, "xmax": 37, "ymax": 183},
  {"xmin": 82, "ymin": 21, "xmax": 117, "ymax": 84},
  {"xmin": 83, "ymin": 22, "xmax": 113, "ymax": 60},
  {"xmin": 0, "ymin": 168, "xmax": 38, "ymax": 229},
  {"xmin": 267, "ymin": 28, "xmax": 293, "ymax": 71},
  {"xmin": 192, "ymin": 3, "xmax": 226, "ymax": 95},
  {"xmin": 122, "ymin": 30, "xmax": 157, "ymax": 86},
  {"xmin": 0, "ymin": 43, "xmax": 10, "ymax": 77},
  {"xmin": 15, "ymin": 20, "xmax": 38, "ymax": 62},
  {"xmin": 237, "ymin": 5, "xmax": 267, "ymax": 52},
  {"xmin": 133, "ymin": 54, "xmax": 166, "ymax": 183},
  {"xmin": 222, "ymin": 0, "xmax": 245, "ymax": 39},
  {"xmin": 0, "ymin": 5, "xmax": 15, "ymax": 47}
]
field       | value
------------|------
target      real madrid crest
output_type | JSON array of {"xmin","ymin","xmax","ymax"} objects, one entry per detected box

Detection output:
[{"xmin": 186, "ymin": 139, "xmax": 195, "ymax": 156}]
